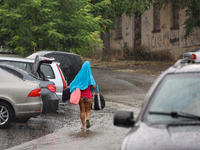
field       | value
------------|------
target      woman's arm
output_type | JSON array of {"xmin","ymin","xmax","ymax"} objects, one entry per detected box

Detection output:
[{"xmin": 92, "ymin": 85, "xmax": 96, "ymax": 89}]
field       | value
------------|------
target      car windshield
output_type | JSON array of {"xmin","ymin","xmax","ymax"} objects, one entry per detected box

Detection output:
[{"xmin": 146, "ymin": 73, "xmax": 200, "ymax": 123}]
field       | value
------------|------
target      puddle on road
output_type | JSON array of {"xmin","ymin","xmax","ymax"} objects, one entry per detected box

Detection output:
[
  {"xmin": 69, "ymin": 130, "xmax": 101, "ymax": 139},
  {"xmin": 0, "ymin": 114, "xmax": 69, "ymax": 150}
]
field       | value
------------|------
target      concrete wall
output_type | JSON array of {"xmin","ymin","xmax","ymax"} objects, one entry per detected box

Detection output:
[
  {"xmin": 142, "ymin": 4, "xmax": 200, "ymax": 60},
  {"xmin": 110, "ymin": 3, "xmax": 200, "ymax": 60},
  {"xmin": 110, "ymin": 13, "xmax": 134, "ymax": 51}
]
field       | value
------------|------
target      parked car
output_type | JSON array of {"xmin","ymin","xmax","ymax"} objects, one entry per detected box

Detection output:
[
  {"xmin": 27, "ymin": 50, "xmax": 83, "ymax": 84},
  {"xmin": 0, "ymin": 66, "xmax": 42, "ymax": 128},
  {"xmin": 0, "ymin": 55, "xmax": 67, "ymax": 103},
  {"xmin": 0, "ymin": 63, "xmax": 59, "ymax": 113},
  {"xmin": 182, "ymin": 46, "xmax": 200, "ymax": 63},
  {"xmin": 114, "ymin": 59, "xmax": 200, "ymax": 150}
]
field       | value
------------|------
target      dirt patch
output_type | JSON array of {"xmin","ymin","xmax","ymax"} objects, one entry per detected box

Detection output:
[{"xmin": 83, "ymin": 58, "xmax": 175, "ymax": 77}]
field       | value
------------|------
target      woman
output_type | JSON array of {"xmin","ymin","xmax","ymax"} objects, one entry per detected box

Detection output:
[{"xmin": 70, "ymin": 61, "xmax": 99, "ymax": 129}]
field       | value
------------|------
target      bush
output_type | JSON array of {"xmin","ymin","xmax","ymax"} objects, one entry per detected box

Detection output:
[{"xmin": 124, "ymin": 46, "xmax": 174, "ymax": 62}]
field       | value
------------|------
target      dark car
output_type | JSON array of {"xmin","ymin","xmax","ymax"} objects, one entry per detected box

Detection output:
[
  {"xmin": 27, "ymin": 50, "xmax": 83, "ymax": 84},
  {"xmin": 0, "ymin": 63, "xmax": 59, "ymax": 114},
  {"xmin": 114, "ymin": 59, "xmax": 200, "ymax": 150}
]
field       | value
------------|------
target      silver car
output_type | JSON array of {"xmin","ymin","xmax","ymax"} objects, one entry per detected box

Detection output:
[
  {"xmin": 0, "ymin": 56, "xmax": 67, "ymax": 103},
  {"xmin": 0, "ymin": 63, "xmax": 59, "ymax": 113},
  {"xmin": 27, "ymin": 51, "xmax": 83, "ymax": 84},
  {"xmin": 0, "ymin": 68, "xmax": 42, "ymax": 128},
  {"xmin": 114, "ymin": 59, "xmax": 200, "ymax": 150}
]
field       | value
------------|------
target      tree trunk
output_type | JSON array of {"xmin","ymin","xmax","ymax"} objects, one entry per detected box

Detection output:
[{"xmin": 101, "ymin": 32, "xmax": 111, "ymax": 61}]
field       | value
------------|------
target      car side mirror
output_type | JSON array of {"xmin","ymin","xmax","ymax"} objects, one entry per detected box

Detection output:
[{"xmin": 114, "ymin": 110, "xmax": 135, "ymax": 128}]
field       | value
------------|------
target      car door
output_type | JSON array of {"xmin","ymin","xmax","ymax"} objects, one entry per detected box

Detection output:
[{"xmin": 32, "ymin": 55, "xmax": 55, "ymax": 80}]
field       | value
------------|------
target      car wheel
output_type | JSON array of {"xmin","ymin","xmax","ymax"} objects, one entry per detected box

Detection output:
[{"xmin": 0, "ymin": 101, "xmax": 13, "ymax": 129}]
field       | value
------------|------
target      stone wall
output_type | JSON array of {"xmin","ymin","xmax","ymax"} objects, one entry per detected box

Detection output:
[{"xmin": 109, "ymin": 3, "xmax": 200, "ymax": 60}]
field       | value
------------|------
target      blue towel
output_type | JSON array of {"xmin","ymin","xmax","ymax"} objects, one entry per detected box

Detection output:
[{"xmin": 69, "ymin": 61, "xmax": 99, "ymax": 93}]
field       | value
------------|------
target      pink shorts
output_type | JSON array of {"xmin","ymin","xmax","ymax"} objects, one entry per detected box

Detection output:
[{"xmin": 81, "ymin": 86, "xmax": 93, "ymax": 99}]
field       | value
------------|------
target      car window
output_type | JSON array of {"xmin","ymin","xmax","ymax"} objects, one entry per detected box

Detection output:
[
  {"xmin": 41, "ymin": 64, "xmax": 55, "ymax": 79},
  {"xmin": 146, "ymin": 73, "xmax": 200, "ymax": 123},
  {"xmin": 0, "ymin": 66, "xmax": 23, "ymax": 79},
  {"xmin": 10, "ymin": 61, "xmax": 32, "ymax": 73}
]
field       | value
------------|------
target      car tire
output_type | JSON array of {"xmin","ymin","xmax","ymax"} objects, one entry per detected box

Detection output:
[{"xmin": 0, "ymin": 101, "xmax": 13, "ymax": 129}]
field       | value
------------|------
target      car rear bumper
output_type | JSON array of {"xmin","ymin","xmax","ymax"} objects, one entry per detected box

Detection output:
[
  {"xmin": 14, "ymin": 101, "xmax": 43, "ymax": 119},
  {"xmin": 42, "ymin": 91, "xmax": 60, "ymax": 113},
  {"xmin": 56, "ymin": 92, "xmax": 62, "ymax": 101},
  {"xmin": 42, "ymin": 98, "xmax": 59, "ymax": 113}
]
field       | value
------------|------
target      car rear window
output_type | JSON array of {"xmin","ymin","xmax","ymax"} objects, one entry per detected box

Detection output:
[
  {"xmin": 0, "ymin": 66, "xmax": 23, "ymax": 79},
  {"xmin": 41, "ymin": 64, "xmax": 55, "ymax": 79},
  {"xmin": 10, "ymin": 61, "xmax": 32, "ymax": 73},
  {"xmin": 0, "ymin": 60, "xmax": 55, "ymax": 80}
]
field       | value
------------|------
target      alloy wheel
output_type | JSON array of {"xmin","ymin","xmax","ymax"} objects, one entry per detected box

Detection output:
[{"xmin": 0, "ymin": 105, "xmax": 9, "ymax": 125}]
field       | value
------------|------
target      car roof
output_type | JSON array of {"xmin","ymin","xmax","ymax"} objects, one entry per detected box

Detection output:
[
  {"xmin": 27, "ymin": 50, "xmax": 80, "ymax": 58},
  {"xmin": 0, "ymin": 56, "xmax": 60, "ymax": 64},
  {"xmin": 162, "ymin": 59, "xmax": 200, "ymax": 75},
  {"xmin": 0, "ymin": 56, "xmax": 35, "ymax": 62}
]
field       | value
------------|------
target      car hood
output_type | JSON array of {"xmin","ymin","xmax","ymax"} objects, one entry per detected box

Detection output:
[
  {"xmin": 32, "ymin": 55, "xmax": 54, "ymax": 76},
  {"xmin": 122, "ymin": 122, "xmax": 200, "ymax": 150}
]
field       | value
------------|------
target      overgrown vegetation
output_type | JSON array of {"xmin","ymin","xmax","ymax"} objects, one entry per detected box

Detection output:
[
  {"xmin": 1, "ymin": 0, "xmax": 198, "ymax": 59},
  {"xmin": 123, "ymin": 44, "xmax": 174, "ymax": 62},
  {"xmin": 0, "ymin": 0, "xmax": 152, "ymax": 58},
  {"xmin": 0, "ymin": 0, "xmax": 111, "ymax": 57},
  {"xmin": 84, "ymin": 43, "xmax": 174, "ymax": 62}
]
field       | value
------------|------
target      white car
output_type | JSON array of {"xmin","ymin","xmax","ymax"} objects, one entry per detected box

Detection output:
[
  {"xmin": 27, "ymin": 51, "xmax": 83, "ymax": 85},
  {"xmin": 0, "ymin": 56, "xmax": 67, "ymax": 103},
  {"xmin": 182, "ymin": 46, "xmax": 200, "ymax": 63}
]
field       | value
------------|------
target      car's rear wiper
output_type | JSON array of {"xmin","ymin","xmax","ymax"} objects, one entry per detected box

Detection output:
[{"xmin": 149, "ymin": 111, "xmax": 200, "ymax": 120}]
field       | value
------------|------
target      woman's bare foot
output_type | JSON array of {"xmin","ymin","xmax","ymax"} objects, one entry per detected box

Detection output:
[{"xmin": 86, "ymin": 120, "xmax": 90, "ymax": 128}]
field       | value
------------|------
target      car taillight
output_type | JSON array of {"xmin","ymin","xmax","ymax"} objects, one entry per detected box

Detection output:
[
  {"xmin": 56, "ymin": 64, "xmax": 67, "ymax": 90},
  {"xmin": 44, "ymin": 57, "xmax": 49, "ymax": 60},
  {"xmin": 191, "ymin": 54, "xmax": 197, "ymax": 59},
  {"xmin": 28, "ymin": 88, "xmax": 41, "ymax": 97},
  {"xmin": 35, "ymin": 109, "xmax": 42, "ymax": 112},
  {"xmin": 47, "ymin": 84, "xmax": 56, "ymax": 92}
]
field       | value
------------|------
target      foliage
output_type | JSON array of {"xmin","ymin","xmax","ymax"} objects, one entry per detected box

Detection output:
[
  {"xmin": 182, "ymin": 1, "xmax": 200, "ymax": 38},
  {"xmin": 124, "ymin": 45, "xmax": 174, "ymax": 62},
  {"xmin": 90, "ymin": 0, "xmax": 152, "ymax": 32},
  {"xmin": 0, "ymin": 0, "xmax": 110, "ymax": 56},
  {"xmin": 89, "ymin": 0, "xmax": 152, "ymax": 61}
]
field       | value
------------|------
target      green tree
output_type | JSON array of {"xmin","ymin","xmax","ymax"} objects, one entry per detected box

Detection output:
[
  {"xmin": 0, "ymin": 0, "xmax": 109, "ymax": 56},
  {"xmin": 90, "ymin": 0, "xmax": 151, "ymax": 61}
]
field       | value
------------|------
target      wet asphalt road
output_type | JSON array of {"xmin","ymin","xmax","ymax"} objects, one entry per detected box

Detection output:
[{"xmin": 1, "ymin": 68, "xmax": 157, "ymax": 150}]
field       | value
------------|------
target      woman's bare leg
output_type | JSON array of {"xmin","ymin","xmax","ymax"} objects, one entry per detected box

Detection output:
[
  {"xmin": 85, "ymin": 99, "xmax": 92, "ymax": 128},
  {"xmin": 79, "ymin": 98, "xmax": 86, "ymax": 129},
  {"xmin": 85, "ymin": 99, "xmax": 92, "ymax": 120}
]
